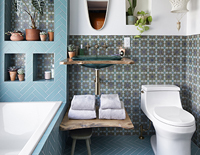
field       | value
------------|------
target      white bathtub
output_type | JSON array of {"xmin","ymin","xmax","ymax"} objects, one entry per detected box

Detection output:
[{"xmin": 0, "ymin": 101, "xmax": 62, "ymax": 155}]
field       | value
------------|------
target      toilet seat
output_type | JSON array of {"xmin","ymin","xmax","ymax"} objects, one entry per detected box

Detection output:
[{"xmin": 153, "ymin": 106, "xmax": 195, "ymax": 127}]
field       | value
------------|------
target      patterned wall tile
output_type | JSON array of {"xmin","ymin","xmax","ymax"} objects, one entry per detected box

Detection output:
[
  {"xmin": 186, "ymin": 34, "xmax": 200, "ymax": 147},
  {"xmin": 68, "ymin": 35, "xmax": 200, "ymax": 148}
]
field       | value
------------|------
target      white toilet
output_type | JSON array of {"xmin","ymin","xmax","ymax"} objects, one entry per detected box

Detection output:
[{"xmin": 141, "ymin": 85, "xmax": 196, "ymax": 155}]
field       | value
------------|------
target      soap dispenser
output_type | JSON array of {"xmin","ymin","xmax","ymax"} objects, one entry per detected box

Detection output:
[{"xmin": 79, "ymin": 44, "xmax": 84, "ymax": 55}]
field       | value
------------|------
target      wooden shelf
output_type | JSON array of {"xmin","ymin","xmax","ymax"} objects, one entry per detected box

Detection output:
[
  {"xmin": 60, "ymin": 57, "xmax": 134, "ymax": 65},
  {"xmin": 60, "ymin": 108, "xmax": 134, "ymax": 131}
]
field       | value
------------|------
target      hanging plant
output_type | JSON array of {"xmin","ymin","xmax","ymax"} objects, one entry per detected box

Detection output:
[{"xmin": 134, "ymin": 11, "xmax": 153, "ymax": 38}]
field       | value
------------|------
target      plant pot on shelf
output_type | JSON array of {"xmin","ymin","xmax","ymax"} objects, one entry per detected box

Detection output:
[
  {"xmin": 127, "ymin": 15, "xmax": 137, "ymax": 25},
  {"xmin": 10, "ymin": 32, "xmax": 24, "ymax": 41},
  {"xmin": 18, "ymin": 74, "xmax": 25, "ymax": 81},
  {"xmin": 26, "ymin": 29, "xmax": 40, "ymax": 41},
  {"xmin": 48, "ymin": 32, "xmax": 54, "ymax": 41},
  {"xmin": 40, "ymin": 34, "xmax": 47, "ymax": 41},
  {"xmin": 9, "ymin": 71, "xmax": 17, "ymax": 81},
  {"xmin": 68, "ymin": 51, "xmax": 76, "ymax": 58}
]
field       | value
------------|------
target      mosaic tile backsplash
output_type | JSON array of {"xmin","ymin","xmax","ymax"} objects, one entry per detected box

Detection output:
[
  {"xmin": 69, "ymin": 35, "xmax": 200, "ymax": 148},
  {"xmin": 10, "ymin": 0, "xmax": 54, "ymax": 33}
]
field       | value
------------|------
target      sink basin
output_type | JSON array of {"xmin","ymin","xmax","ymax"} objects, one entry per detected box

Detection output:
[{"xmin": 71, "ymin": 55, "xmax": 122, "ymax": 69}]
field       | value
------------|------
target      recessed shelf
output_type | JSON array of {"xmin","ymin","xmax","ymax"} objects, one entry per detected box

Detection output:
[
  {"xmin": 33, "ymin": 53, "xmax": 54, "ymax": 82},
  {"xmin": 4, "ymin": 53, "xmax": 26, "ymax": 82},
  {"xmin": 4, "ymin": 0, "xmax": 54, "ymax": 41},
  {"xmin": 126, "ymin": 0, "xmax": 151, "ymax": 25}
]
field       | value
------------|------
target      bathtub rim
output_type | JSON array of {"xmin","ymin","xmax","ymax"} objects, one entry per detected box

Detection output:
[{"xmin": 14, "ymin": 101, "xmax": 63, "ymax": 155}]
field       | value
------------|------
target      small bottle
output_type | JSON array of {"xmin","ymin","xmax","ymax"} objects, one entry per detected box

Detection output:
[
  {"xmin": 51, "ymin": 64, "xmax": 54, "ymax": 78},
  {"xmin": 45, "ymin": 71, "xmax": 51, "ymax": 80},
  {"xmin": 79, "ymin": 44, "xmax": 84, "ymax": 55}
]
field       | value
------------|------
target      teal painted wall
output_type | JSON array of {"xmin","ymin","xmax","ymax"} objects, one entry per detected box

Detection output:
[{"xmin": 0, "ymin": 0, "xmax": 68, "ymax": 103}]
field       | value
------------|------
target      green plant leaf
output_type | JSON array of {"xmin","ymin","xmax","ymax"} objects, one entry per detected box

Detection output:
[
  {"xmin": 147, "ymin": 16, "xmax": 152, "ymax": 22},
  {"xmin": 132, "ymin": 0, "xmax": 137, "ymax": 8},
  {"xmin": 137, "ymin": 18, "xmax": 143, "ymax": 24},
  {"xmin": 128, "ymin": 7, "xmax": 133, "ymax": 15},
  {"xmin": 144, "ymin": 26, "xmax": 149, "ymax": 31},
  {"xmin": 139, "ymin": 30, "xmax": 144, "ymax": 33},
  {"xmin": 139, "ymin": 24, "xmax": 143, "ymax": 29},
  {"xmin": 32, "ymin": 0, "xmax": 45, "ymax": 15},
  {"xmin": 134, "ymin": 35, "xmax": 141, "ymax": 39}
]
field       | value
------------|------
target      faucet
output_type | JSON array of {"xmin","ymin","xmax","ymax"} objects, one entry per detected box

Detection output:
[
  {"xmin": 85, "ymin": 43, "xmax": 91, "ymax": 50},
  {"xmin": 102, "ymin": 43, "xmax": 108, "ymax": 50}
]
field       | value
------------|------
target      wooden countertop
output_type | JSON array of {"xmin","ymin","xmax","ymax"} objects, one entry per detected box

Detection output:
[
  {"xmin": 60, "ymin": 108, "xmax": 134, "ymax": 131},
  {"xmin": 60, "ymin": 57, "xmax": 134, "ymax": 65}
]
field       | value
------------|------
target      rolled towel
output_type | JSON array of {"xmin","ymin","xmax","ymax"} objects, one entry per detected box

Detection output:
[
  {"xmin": 99, "ymin": 101, "xmax": 126, "ymax": 120},
  {"xmin": 100, "ymin": 94, "xmax": 121, "ymax": 109},
  {"xmin": 68, "ymin": 107, "xmax": 96, "ymax": 120},
  {"xmin": 71, "ymin": 95, "xmax": 95, "ymax": 110}
]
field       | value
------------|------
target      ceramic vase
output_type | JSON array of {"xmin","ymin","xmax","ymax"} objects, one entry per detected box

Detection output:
[
  {"xmin": 9, "ymin": 71, "xmax": 17, "ymax": 81},
  {"xmin": 127, "ymin": 16, "xmax": 137, "ymax": 25},
  {"xmin": 10, "ymin": 33, "xmax": 24, "ymax": 41},
  {"xmin": 68, "ymin": 52, "xmax": 76, "ymax": 58},
  {"xmin": 18, "ymin": 74, "xmax": 24, "ymax": 81},
  {"xmin": 40, "ymin": 35, "xmax": 47, "ymax": 41},
  {"xmin": 48, "ymin": 32, "xmax": 54, "ymax": 41},
  {"xmin": 26, "ymin": 29, "xmax": 40, "ymax": 41}
]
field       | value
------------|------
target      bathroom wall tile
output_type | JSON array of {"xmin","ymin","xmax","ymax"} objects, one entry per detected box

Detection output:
[{"xmin": 69, "ymin": 35, "xmax": 187, "ymax": 137}]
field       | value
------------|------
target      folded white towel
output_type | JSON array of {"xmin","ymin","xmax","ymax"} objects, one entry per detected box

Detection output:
[
  {"xmin": 71, "ymin": 95, "xmax": 95, "ymax": 110},
  {"xmin": 99, "ymin": 101, "xmax": 126, "ymax": 120},
  {"xmin": 68, "ymin": 107, "xmax": 96, "ymax": 120},
  {"xmin": 100, "ymin": 94, "xmax": 121, "ymax": 109}
]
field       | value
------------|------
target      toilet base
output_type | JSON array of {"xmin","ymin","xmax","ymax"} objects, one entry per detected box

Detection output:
[{"xmin": 151, "ymin": 135, "xmax": 156, "ymax": 155}]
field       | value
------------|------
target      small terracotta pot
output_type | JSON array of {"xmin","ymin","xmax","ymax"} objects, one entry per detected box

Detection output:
[
  {"xmin": 18, "ymin": 74, "xmax": 25, "ymax": 81},
  {"xmin": 10, "ymin": 33, "xmax": 24, "ymax": 41},
  {"xmin": 68, "ymin": 51, "xmax": 76, "ymax": 58},
  {"xmin": 9, "ymin": 71, "xmax": 17, "ymax": 81},
  {"xmin": 26, "ymin": 29, "xmax": 40, "ymax": 41},
  {"xmin": 40, "ymin": 34, "xmax": 47, "ymax": 41},
  {"xmin": 48, "ymin": 32, "xmax": 54, "ymax": 41}
]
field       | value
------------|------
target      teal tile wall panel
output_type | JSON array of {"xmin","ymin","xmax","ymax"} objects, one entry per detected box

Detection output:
[{"xmin": 0, "ymin": 0, "xmax": 67, "ymax": 103}]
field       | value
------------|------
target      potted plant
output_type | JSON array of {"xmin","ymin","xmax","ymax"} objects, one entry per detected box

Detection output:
[
  {"xmin": 48, "ymin": 29, "xmax": 54, "ymax": 41},
  {"xmin": 8, "ymin": 66, "xmax": 18, "ymax": 81},
  {"xmin": 40, "ymin": 31, "xmax": 47, "ymax": 41},
  {"xmin": 134, "ymin": 11, "xmax": 152, "ymax": 38},
  {"xmin": 17, "ymin": 68, "xmax": 25, "ymax": 81},
  {"xmin": 5, "ymin": 30, "xmax": 24, "ymax": 41},
  {"xmin": 127, "ymin": 0, "xmax": 137, "ymax": 25},
  {"xmin": 68, "ymin": 44, "xmax": 76, "ymax": 58},
  {"xmin": 14, "ymin": 0, "xmax": 45, "ymax": 41}
]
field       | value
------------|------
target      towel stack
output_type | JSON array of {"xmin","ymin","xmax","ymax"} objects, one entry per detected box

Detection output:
[
  {"xmin": 68, "ymin": 95, "xmax": 96, "ymax": 119},
  {"xmin": 99, "ymin": 94, "xmax": 126, "ymax": 120}
]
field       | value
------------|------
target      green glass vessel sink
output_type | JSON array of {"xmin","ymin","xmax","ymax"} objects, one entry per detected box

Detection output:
[{"xmin": 71, "ymin": 55, "xmax": 122, "ymax": 69}]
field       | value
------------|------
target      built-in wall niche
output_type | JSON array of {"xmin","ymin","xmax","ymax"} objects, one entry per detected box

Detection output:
[
  {"xmin": 4, "ymin": 53, "xmax": 26, "ymax": 82},
  {"xmin": 4, "ymin": 0, "xmax": 54, "ymax": 41},
  {"xmin": 33, "ymin": 53, "xmax": 54, "ymax": 82},
  {"xmin": 126, "ymin": 0, "xmax": 151, "ymax": 25}
]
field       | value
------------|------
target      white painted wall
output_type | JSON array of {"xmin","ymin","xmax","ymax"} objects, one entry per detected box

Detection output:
[
  {"xmin": 187, "ymin": 0, "xmax": 200, "ymax": 35},
  {"xmin": 70, "ymin": 0, "xmax": 187, "ymax": 35}
]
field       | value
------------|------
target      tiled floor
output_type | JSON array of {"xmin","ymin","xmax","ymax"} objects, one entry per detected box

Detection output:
[{"xmin": 64, "ymin": 135, "xmax": 200, "ymax": 155}]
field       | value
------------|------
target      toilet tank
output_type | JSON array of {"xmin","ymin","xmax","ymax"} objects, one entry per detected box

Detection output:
[{"xmin": 141, "ymin": 85, "xmax": 182, "ymax": 120}]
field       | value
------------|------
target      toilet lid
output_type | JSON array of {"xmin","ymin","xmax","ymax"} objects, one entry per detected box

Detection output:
[{"xmin": 153, "ymin": 106, "xmax": 195, "ymax": 127}]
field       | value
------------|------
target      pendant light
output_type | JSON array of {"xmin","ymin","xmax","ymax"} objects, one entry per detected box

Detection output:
[{"xmin": 169, "ymin": 0, "xmax": 190, "ymax": 31}]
